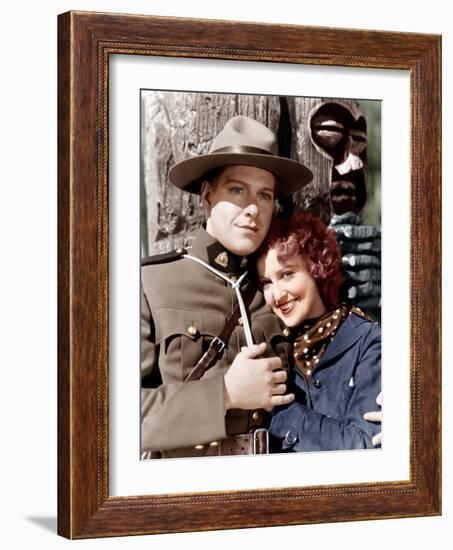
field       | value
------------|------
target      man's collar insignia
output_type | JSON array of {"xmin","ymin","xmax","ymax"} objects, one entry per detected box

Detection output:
[
  {"xmin": 214, "ymin": 251, "xmax": 229, "ymax": 268},
  {"xmin": 240, "ymin": 257, "xmax": 248, "ymax": 268}
]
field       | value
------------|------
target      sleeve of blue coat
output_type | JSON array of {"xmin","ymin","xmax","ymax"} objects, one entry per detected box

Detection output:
[{"xmin": 270, "ymin": 325, "xmax": 381, "ymax": 452}]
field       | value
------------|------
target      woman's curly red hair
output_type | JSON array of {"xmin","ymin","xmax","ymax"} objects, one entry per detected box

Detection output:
[{"xmin": 259, "ymin": 212, "xmax": 343, "ymax": 309}]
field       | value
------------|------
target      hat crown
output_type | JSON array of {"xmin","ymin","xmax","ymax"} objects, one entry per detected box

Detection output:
[{"xmin": 209, "ymin": 116, "xmax": 278, "ymax": 155}]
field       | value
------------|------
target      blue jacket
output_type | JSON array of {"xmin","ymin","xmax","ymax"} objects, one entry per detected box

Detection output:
[{"xmin": 270, "ymin": 312, "xmax": 381, "ymax": 452}]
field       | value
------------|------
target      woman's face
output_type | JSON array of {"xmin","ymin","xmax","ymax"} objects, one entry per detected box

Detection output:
[{"xmin": 257, "ymin": 248, "xmax": 326, "ymax": 327}]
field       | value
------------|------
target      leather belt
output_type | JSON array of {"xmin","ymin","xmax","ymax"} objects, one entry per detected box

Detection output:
[
  {"xmin": 145, "ymin": 429, "xmax": 269, "ymax": 459},
  {"xmin": 218, "ymin": 429, "xmax": 269, "ymax": 456}
]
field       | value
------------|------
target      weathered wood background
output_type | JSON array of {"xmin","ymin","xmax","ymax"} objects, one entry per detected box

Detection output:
[{"xmin": 140, "ymin": 92, "xmax": 369, "ymax": 255}]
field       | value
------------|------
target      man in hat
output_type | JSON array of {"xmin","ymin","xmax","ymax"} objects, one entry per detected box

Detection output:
[{"xmin": 141, "ymin": 115, "xmax": 313, "ymax": 458}]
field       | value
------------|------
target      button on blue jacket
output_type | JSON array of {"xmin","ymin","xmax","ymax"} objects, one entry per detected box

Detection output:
[{"xmin": 270, "ymin": 312, "xmax": 381, "ymax": 452}]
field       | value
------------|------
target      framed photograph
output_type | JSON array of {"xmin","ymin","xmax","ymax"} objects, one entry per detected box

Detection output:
[
  {"xmin": 138, "ymin": 89, "xmax": 382, "ymax": 463},
  {"xmin": 58, "ymin": 11, "xmax": 441, "ymax": 538}
]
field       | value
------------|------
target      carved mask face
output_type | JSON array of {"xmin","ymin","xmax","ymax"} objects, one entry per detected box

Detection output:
[{"xmin": 310, "ymin": 102, "xmax": 367, "ymax": 215}]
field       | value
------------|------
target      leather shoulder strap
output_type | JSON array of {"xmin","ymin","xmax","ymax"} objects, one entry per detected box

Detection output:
[{"xmin": 184, "ymin": 278, "xmax": 259, "ymax": 382}]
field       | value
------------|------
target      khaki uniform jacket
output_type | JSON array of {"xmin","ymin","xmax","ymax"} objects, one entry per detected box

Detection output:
[{"xmin": 141, "ymin": 228, "xmax": 289, "ymax": 457}]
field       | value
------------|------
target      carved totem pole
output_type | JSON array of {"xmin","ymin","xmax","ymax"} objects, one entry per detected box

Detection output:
[{"xmin": 307, "ymin": 99, "xmax": 381, "ymax": 321}]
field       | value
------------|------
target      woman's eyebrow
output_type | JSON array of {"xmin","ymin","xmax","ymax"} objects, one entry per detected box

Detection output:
[{"xmin": 278, "ymin": 263, "xmax": 297, "ymax": 271}]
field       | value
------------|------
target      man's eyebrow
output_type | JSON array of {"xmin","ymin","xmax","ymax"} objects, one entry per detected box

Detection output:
[
  {"xmin": 223, "ymin": 178, "xmax": 275, "ymax": 194},
  {"xmin": 223, "ymin": 177, "xmax": 247, "ymax": 185}
]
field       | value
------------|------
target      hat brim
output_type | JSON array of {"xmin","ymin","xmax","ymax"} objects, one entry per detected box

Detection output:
[{"xmin": 168, "ymin": 153, "xmax": 313, "ymax": 197}]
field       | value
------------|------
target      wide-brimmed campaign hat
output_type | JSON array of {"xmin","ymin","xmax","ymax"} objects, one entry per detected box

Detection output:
[{"xmin": 168, "ymin": 115, "xmax": 313, "ymax": 197}]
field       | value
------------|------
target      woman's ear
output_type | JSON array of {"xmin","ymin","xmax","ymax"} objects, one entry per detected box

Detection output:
[{"xmin": 200, "ymin": 181, "xmax": 211, "ymax": 214}]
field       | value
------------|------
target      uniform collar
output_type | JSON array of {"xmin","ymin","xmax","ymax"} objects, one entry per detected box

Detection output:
[{"xmin": 190, "ymin": 226, "xmax": 249, "ymax": 275}]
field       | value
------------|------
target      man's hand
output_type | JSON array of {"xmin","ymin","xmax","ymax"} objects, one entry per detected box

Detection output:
[
  {"xmin": 223, "ymin": 343, "xmax": 295, "ymax": 411},
  {"xmin": 363, "ymin": 391, "xmax": 382, "ymax": 446}
]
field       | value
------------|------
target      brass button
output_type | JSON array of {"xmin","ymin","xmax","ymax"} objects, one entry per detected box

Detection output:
[
  {"xmin": 194, "ymin": 444, "xmax": 204, "ymax": 450},
  {"xmin": 210, "ymin": 441, "xmax": 219, "ymax": 447},
  {"xmin": 306, "ymin": 369, "xmax": 312, "ymax": 376},
  {"xmin": 238, "ymin": 317, "xmax": 243, "ymax": 326},
  {"xmin": 187, "ymin": 325, "xmax": 198, "ymax": 336},
  {"xmin": 283, "ymin": 328, "xmax": 290, "ymax": 337},
  {"xmin": 229, "ymin": 275, "xmax": 238, "ymax": 283},
  {"xmin": 176, "ymin": 247, "xmax": 184, "ymax": 254},
  {"xmin": 252, "ymin": 411, "xmax": 260, "ymax": 421},
  {"xmin": 314, "ymin": 379, "xmax": 322, "ymax": 389}
]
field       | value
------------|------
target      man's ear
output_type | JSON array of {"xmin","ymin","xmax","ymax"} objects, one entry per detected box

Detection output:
[{"xmin": 200, "ymin": 181, "xmax": 212, "ymax": 213}]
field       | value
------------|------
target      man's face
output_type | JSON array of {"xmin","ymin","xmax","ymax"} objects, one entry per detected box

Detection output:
[{"xmin": 202, "ymin": 165, "xmax": 276, "ymax": 256}]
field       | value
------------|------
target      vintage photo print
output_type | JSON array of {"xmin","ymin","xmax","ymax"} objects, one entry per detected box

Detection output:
[{"xmin": 140, "ymin": 90, "xmax": 381, "ymax": 460}]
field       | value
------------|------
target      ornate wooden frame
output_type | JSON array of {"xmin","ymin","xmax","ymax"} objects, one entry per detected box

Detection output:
[{"xmin": 57, "ymin": 11, "xmax": 441, "ymax": 538}]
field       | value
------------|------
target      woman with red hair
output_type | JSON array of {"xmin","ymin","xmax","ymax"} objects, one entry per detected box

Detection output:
[{"xmin": 257, "ymin": 212, "xmax": 381, "ymax": 452}]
